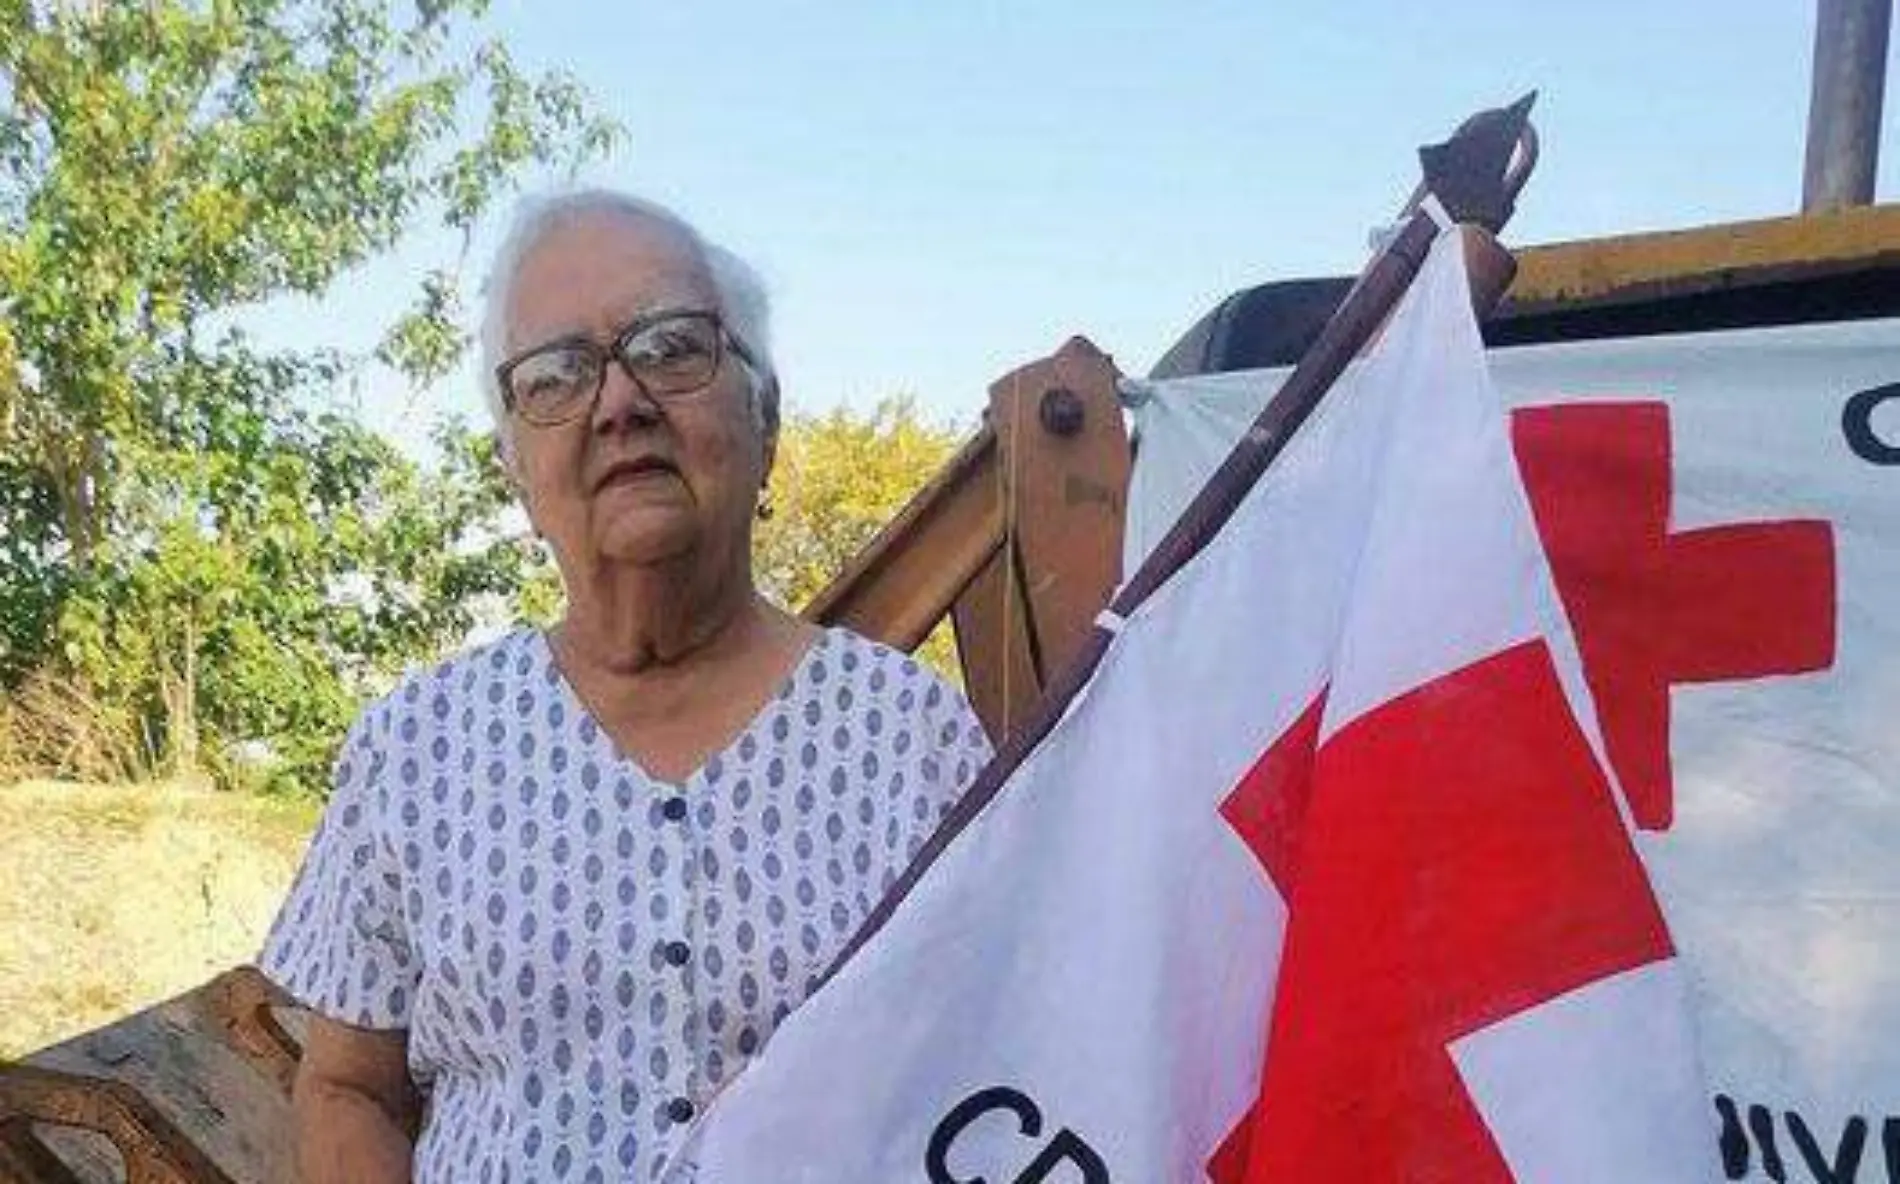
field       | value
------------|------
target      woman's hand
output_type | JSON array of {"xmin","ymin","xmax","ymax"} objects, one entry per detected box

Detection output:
[{"xmin": 290, "ymin": 1014, "xmax": 421, "ymax": 1183}]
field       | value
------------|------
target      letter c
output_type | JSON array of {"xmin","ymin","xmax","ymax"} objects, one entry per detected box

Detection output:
[
  {"xmin": 926, "ymin": 1087, "xmax": 1045, "ymax": 1184},
  {"xmin": 1843, "ymin": 382, "xmax": 1900, "ymax": 465}
]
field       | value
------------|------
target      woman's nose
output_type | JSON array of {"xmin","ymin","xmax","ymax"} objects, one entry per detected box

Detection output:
[{"xmin": 591, "ymin": 360, "xmax": 663, "ymax": 434}]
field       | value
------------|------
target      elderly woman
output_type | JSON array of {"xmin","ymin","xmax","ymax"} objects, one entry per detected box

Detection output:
[{"xmin": 259, "ymin": 190, "xmax": 992, "ymax": 1183}]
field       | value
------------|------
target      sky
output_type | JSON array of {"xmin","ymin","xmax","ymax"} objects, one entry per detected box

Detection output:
[{"xmin": 255, "ymin": 0, "xmax": 1899, "ymax": 450}]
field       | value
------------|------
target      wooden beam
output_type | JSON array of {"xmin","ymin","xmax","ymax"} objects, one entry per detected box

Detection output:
[
  {"xmin": 801, "ymin": 426, "xmax": 1005, "ymax": 652},
  {"xmin": 952, "ymin": 546, "xmax": 1040, "ymax": 743},
  {"xmin": 196, "ymin": 967, "xmax": 301, "ymax": 1097},
  {"xmin": 985, "ymin": 337, "xmax": 1130, "ymax": 692},
  {"xmin": 0, "ymin": 1065, "xmax": 234, "ymax": 1184},
  {"xmin": 10, "ymin": 968, "xmax": 303, "ymax": 1182},
  {"xmin": 0, "ymin": 1117, "xmax": 85, "ymax": 1184}
]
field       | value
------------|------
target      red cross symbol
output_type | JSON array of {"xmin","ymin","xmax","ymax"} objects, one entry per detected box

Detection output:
[
  {"xmin": 1203, "ymin": 401, "xmax": 1836, "ymax": 1180},
  {"xmin": 1510, "ymin": 402, "xmax": 1836, "ymax": 831},
  {"xmin": 1211, "ymin": 643, "xmax": 1674, "ymax": 1181}
]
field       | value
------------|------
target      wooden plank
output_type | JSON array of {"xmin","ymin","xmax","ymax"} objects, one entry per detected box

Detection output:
[
  {"xmin": 1506, "ymin": 202, "xmax": 1900, "ymax": 314},
  {"xmin": 0, "ymin": 1117, "xmax": 86, "ymax": 1184},
  {"xmin": 0, "ymin": 1065, "xmax": 236, "ymax": 1184},
  {"xmin": 802, "ymin": 336, "xmax": 1133, "ymax": 737},
  {"xmin": 3, "ymin": 969, "xmax": 300, "ymax": 1182},
  {"xmin": 951, "ymin": 545, "xmax": 1040, "ymax": 743},
  {"xmin": 801, "ymin": 426, "xmax": 1005, "ymax": 652},
  {"xmin": 198, "ymin": 966, "xmax": 302, "ymax": 1097},
  {"xmin": 986, "ymin": 337, "xmax": 1131, "ymax": 695}
]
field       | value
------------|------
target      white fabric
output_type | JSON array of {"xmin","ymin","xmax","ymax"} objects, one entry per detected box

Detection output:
[
  {"xmin": 1281, "ymin": 227, "xmax": 1710, "ymax": 1181},
  {"xmin": 1368, "ymin": 193, "xmax": 1454, "ymax": 252},
  {"xmin": 260, "ymin": 626, "xmax": 990, "ymax": 1183},
  {"xmin": 1127, "ymin": 317, "xmax": 1900, "ymax": 1174},
  {"xmin": 1452, "ymin": 962, "xmax": 1708, "ymax": 1184},
  {"xmin": 675, "ymin": 229, "xmax": 1708, "ymax": 1181},
  {"xmin": 1311, "ymin": 231, "xmax": 1555, "ymax": 737}
]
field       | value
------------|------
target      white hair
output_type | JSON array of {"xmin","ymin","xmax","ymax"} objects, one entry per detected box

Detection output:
[{"xmin": 478, "ymin": 189, "xmax": 779, "ymax": 449}]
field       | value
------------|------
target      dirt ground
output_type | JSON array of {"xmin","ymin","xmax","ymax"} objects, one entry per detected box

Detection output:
[{"xmin": 0, "ymin": 781, "xmax": 319, "ymax": 1059}]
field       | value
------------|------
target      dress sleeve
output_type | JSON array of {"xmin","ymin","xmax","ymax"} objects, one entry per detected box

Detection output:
[
  {"xmin": 258, "ymin": 711, "xmax": 419, "ymax": 1030},
  {"xmin": 916, "ymin": 676, "xmax": 995, "ymax": 816}
]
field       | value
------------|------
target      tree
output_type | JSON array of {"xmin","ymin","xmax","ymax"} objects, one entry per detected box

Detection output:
[
  {"xmin": 754, "ymin": 396, "xmax": 969, "ymax": 677},
  {"xmin": 0, "ymin": 0, "xmax": 613, "ymax": 791}
]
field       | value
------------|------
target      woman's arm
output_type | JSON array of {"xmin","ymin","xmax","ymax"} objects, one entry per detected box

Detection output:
[{"xmin": 291, "ymin": 1015, "xmax": 421, "ymax": 1183}]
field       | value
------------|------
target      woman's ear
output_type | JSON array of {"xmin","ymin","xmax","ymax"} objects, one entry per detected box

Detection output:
[{"xmin": 756, "ymin": 373, "xmax": 780, "ymax": 484}]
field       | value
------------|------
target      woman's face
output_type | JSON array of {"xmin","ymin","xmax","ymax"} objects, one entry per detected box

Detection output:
[{"xmin": 502, "ymin": 213, "xmax": 769, "ymax": 581}]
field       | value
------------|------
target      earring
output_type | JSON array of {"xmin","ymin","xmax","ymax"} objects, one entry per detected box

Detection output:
[{"xmin": 756, "ymin": 492, "xmax": 775, "ymax": 521}]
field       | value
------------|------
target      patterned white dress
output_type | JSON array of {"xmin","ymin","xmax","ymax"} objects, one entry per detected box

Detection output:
[{"xmin": 260, "ymin": 626, "xmax": 991, "ymax": 1182}]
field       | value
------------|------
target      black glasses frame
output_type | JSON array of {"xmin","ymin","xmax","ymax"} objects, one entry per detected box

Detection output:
[{"xmin": 495, "ymin": 307, "xmax": 760, "ymax": 427}]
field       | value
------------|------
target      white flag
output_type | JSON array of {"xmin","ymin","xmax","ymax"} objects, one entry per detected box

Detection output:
[
  {"xmin": 1126, "ymin": 290, "xmax": 1897, "ymax": 1182},
  {"xmin": 675, "ymin": 227, "xmax": 1715, "ymax": 1183}
]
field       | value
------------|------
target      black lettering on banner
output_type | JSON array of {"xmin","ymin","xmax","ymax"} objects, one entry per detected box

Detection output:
[
  {"xmin": 1016, "ymin": 1130, "xmax": 1110, "ymax": 1184},
  {"xmin": 927, "ymin": 1088, "xmax": 1043, "ymax": 1184},
  {"xmin": 1751, "ymin": 1102, "xmax": 1790, "ymax": 1182},
  {"xmin": 1787, "ymin": 1113, "xmax": 1868, "ymax": 1184},
  {"xmin": 925, "ymin": 1086, "xmax": 1110, "ymax": 1184},
  {"xmin": 1714, "ymin": 1095, "xmax": 1895, "ymax": 1182},
  {"xmin": 1719, "ymin": 1095, "xmax": 1752, "ymax": 1178},
  {"xmin": 1843, "ymin": 382, "xmax": 1900, "ymax": 465}
]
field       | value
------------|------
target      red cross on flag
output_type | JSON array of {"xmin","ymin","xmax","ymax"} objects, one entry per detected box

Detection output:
[{"xmin": 673, "ymin": 226, "xmax": 1714, "ymax": 1183}]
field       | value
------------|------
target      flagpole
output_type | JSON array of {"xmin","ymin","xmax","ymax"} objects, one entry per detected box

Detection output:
[{"xmin": 825, "ymin": 97, "xmax": 1540, "ymax": 982}]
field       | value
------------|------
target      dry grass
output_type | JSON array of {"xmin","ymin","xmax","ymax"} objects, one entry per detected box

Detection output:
[
  {"xmin": 0, "ymin": 781, "xmax": 320, "ymax": 1060},
  {"xmin": 0, "ymin": 671, "xmax": 151, "ymax": 787}
]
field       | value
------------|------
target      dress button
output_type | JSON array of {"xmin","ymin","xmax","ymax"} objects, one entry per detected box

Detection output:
[
  {"xmin": 666, "ymin": 1097, "xmax": 696, "ymax": 1124},
  {"xmin": 662, "ymin": 796, "xmax": 688, "ymax": 822},
  {"xmin": 664, "ymin": 940, "xmax": 691, "ymax": 966}
]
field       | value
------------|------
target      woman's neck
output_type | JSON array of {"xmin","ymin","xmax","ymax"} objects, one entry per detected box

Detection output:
[
  {"xmin": 547, "ymin": 561, "xmax": 816, "ymax": 780},
  {"xmin": 557, "ymin": 551, "xmax": 758, "ymax": 676}
]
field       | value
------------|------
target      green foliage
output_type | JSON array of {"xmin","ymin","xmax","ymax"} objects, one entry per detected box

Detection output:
[
  {"xmin": 0, "ymin": 2, "xmax": 968, "ymax": 796},
  {"xmin": 755, "ymin": 396, "xmax": 969, "ymax": 677},
  {"xmin": 0, "ymin": 0, "xmax": 608, "ymax": 793}
]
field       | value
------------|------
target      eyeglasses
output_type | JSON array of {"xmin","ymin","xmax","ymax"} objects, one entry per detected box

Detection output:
[{"xmin": 496, "ymin": 308, "xmax": 759, "ymax": 428}]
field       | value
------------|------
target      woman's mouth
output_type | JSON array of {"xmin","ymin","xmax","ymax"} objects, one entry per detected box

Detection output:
[{"xmin": 595, "ymin": 457, "xmax": 679, "ymax": 492}]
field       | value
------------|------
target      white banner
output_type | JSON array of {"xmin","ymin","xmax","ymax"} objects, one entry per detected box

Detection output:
[{"xmin": 1125, "ymin": 319, "xmax": 1900, "ymax": 1182}]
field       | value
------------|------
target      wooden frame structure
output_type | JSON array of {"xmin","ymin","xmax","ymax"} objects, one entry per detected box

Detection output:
[{"xmin": 803, "ymin": 337, "xmax": 1130, "ymax": 742}]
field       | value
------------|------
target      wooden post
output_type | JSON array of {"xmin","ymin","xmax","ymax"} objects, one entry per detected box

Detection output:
[
  {"xmin": 802, "ymin": 340, "xmax": 1129, "ymax": 744},
  {"xmin": 956, "ymin": 339, "xmax": 1129, "ymax": 740}
]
